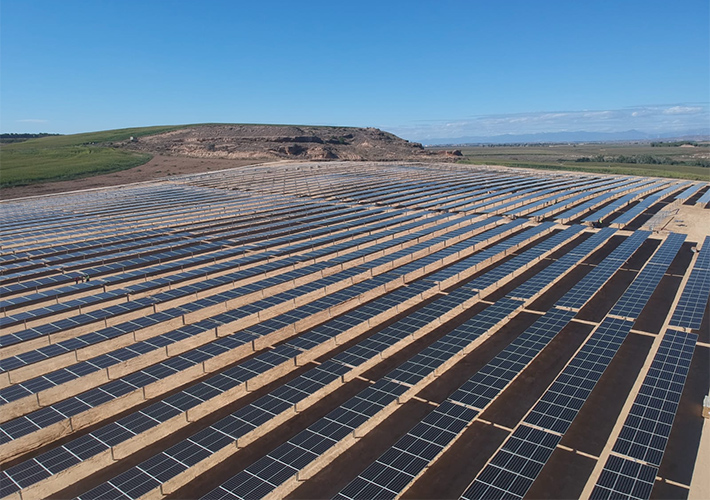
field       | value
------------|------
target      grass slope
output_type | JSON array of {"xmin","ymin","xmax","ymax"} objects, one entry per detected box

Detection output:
[{"xmin": 0, "ymin": 125, "xmax": 188, "ymax": 187}]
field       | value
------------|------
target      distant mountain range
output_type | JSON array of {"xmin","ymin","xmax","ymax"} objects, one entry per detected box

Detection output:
[{"xmin": 423, "ymin": 129, "xmax": 710, "ymax": 146}]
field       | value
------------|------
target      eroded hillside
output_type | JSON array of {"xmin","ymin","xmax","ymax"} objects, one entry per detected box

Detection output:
[{"xmin": 120, "ymin": 124, "xmax": 438, "ymax": 161}]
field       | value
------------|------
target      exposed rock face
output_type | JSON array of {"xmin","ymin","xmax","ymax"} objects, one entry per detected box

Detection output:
[{"xmin": 121, "ymin": 124, "xmax": 435, "ymax": 161}]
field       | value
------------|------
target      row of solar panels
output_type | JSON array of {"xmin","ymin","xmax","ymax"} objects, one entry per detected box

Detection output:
[
  {"xmin": 1, "ymin": 167, "xmax": 700, "ymax": 266},
  {"xmin": 1, "ymin": 222, "xmax": 572, "ymax": 496},
  {"xmin": 2, "ymin": 226, "xmax": 708, "ymax": 500},
  {"xmin": 179, "ymin": 162, "xmax": 707, "ymax": 219},
  {"xmin": 0, "ymin": 163, "xmax": 707, "ymax": 500},
  {"xmin": 1, "ymin": 168, "xmax": 688, "ymax": 312},
  {"xmin": 0, "ymin": 202, "xmax": 403, "ymax": 298},
  {"xmin": 0, "ymin": 197, "xmax": 361, "ymax": 269},
  {"xmin": 81, "ymin": 228, "xmax": 697, "ymax": 499},
  {"xmin": 0, "ymin": 213, "xmax": 499, "ymax": 396},
  {"xmin": 0, "ymin": 184, "xmax": 257, "ymax": 240},
  {"xmin": 0, "ymin": 212, "xmax": 559, "ymax": 496},
  {"xmin": 177, "ymin": 162, "xmax": 704, "ymax": 224},
  {"xmin": 0, "ymin": 203, "xmax": 406, "ymax": 313},
  {"xmin": 0, "ymin": 178, "xmax": 692, "ymax": 304}
]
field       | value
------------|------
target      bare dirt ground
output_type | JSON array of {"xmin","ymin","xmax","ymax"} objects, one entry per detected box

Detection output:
[
  {"xmin": 0, "ymin": 155, "xmax": 273, "ymax": 200},
  {"xmin": 689, "ymin": 418, "xmax": 710, "ymax": 499},
  {"xmin": 663, "ymin": 204, "xmax": 710, "ymax": 244}
]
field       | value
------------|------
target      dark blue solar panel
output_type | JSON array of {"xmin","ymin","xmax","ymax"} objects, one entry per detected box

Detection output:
[
  {"xmin": 590, "ymin": 455, "xmax": 657, "ymax": 500},
  {"xmin": 669, "ymin": 239, "xmax": 710, "ymax": 329},
  {"xmin": 524, "ymin": 317, "xmax": 633, "ymax": 434},
  {"xmin": 611, "ymin": 329, "xmax": 696, "ymax": 466},
  {"xmin": 461, "ymin": 424, "xmax": 561, "ymax": 500},
  {"xmin": 610, "ymin": 233, "xmax": 685, "ymax": 319},
  {"xmin": 556, "ymin": 230, "xmax": 651, "ymax": 310}
]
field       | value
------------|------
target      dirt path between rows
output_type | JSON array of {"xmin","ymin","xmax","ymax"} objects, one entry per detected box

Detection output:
[{"xmin": 0, "ymin": 155, "xmax": 275, "ymax": 201}]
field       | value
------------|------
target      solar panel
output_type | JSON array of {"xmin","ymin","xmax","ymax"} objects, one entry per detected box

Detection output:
[
  {"xmin": 462, "ymin": 225, "xmax": 583, "ymax": 292},
  {"xmin": 609, "ymin": 233, "xmax": 685, "ymax": 319},
  {"xmin": 335, "ymin": 306, "xmax": 577, "ymax": 499},
  {"xmin": 555, "ymin": 230, "xmax": 651, "ymax": 310},
  {"xmin": 459, "ymin": 313, "xmax": 632, "ymax": 498},
  {"xmin": 696, "ymin": 187, "xmax": 710, "ymax": 207},
  {"xmin": 462, "ymin": 424, "xmax": 561, "ymax": 500},
  {"xmin": 2, "ymin": 207, "xmax": 429, "ymax": 341},
  {"xmin": 21, "ymin": 258, "xmax": 469, "ymax": 495},
  {"xmin": 0, "ymin": 214, "xmax": 490, "ymax": 382},
  {"xmin": 508, "ymin": 227, "xmax": 616, "ymax": 300},
  {"xmin": 611, "ymin": 329, "xmax": 696, "ymax": 467},
  {"xmin": 669, "ymin": 266, "xmax": 710, "ymax": 330},
  {"xmin": 555, "ymin": 179, "xmax": 655, "ymax": 222},
  {"xmin": 590, "ymin": 455, "xmax": 657, "ymax": 500},
  {"xmin": 212, "ymin": 230, "xmax": 622, "ymax": 500},
  {"xmin": 3, "ymin": 166, "xmax": 705, "ymax": 500},
  {"xmin": 610, "ymin": 184, "xmax": 685, "ymax": 227},
  {"xmin": 461, "ymin": 258, "xmax": 664, "ymax": 498},
  {"xmin": 526, "ymin": 178, "xmax": 633, "ymax": 219},
  {"xmin": 524, "ymin": 317, "xmax": 634, "ymax": 434},
  {"xmin": 693, "ymin": 236, "xmax": 710, "ymax": 271},
  {"xmin": 194, "ymin": 242, "xmax": 583, "ymax": 498},
  {"xmin": 669, "ymin": 236, "xmax": 710, "ymax": 329},
  {"xmin": 675, "ymin": 183, "xmax": 705, "ymax": 202}
]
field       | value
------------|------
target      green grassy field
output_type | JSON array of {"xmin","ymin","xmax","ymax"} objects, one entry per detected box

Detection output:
[
  {"xmin": 0, "ymin": 125, "xmax": 188, "ymax": 187},
  {"xmin": 432, "ymin": 142, "xmax": 710, "ymax": 181}
]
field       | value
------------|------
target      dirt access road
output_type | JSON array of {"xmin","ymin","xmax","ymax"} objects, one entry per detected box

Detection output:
[{"xmin": 0, "ymin": 155, "xmax": 275, "ymax": 200}]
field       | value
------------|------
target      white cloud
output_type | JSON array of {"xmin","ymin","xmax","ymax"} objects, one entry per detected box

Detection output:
[
  {"xmin": 386, "ymin": 104, "xmax": 710, "ymax": 141},
  {"xmin": 662, "ymin": 106, "xmax": 704, "ymax": 115}
]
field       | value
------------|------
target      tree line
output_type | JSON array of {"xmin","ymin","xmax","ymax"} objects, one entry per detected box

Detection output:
[
  {"xmin": 575, "ymin": 154, "xmax": 709, "ymax": 168},
  {"xmin": 650, "ymin": 140, "xmax": 698, "ymax": 147},
  {"xmin": 0, "ymin": 133, "xmax": 62, "ymax": 144}
]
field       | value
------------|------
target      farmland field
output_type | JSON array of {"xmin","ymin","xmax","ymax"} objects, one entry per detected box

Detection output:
[{"xmin": 428, "ymin": 142, "xmax": 710, "ymax": 180}]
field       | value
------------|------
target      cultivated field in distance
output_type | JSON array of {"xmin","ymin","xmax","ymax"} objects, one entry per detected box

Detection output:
[
  {"xmin": 428, "ymin": 141, "xmax": 710, "ymax": 180},
  {"xmin": 0, "ymin": 161, "xmax": 708, "ymax": 500}
]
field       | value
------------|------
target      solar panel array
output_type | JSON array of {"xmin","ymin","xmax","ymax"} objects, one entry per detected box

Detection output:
[
  {"xmin": 0, "ymin": 161, "xmax": 706, "ymax": 500},
  {"xmin": 674, "ymin": 182, "xmax": 706, "ymax": 203},
  {"xmin": 608, "ymin": 183, "xmax": 688, "ymax": 228},
  {"xmin": 696, "ymin": 187, "xmax": 710, "ymax": 208},
  {"xmin": 591, "ymin": 329, "xmax": 697, "ymax": 500},
  {"xmin": 461, "ymin": 234, "xmax": 689, "ymax": 500},
  {"xmin": 581, "ymin": 180, "xmax": 670, "ymax": 224},
  {"xmin": 669, "ymin": 235, "xmax": 710, "ymax": 330}
]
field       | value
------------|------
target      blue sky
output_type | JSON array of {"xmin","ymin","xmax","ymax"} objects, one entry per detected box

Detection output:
[{"xmin": 2, "ymin": 0, "xmax": 708, "ymax": 141}]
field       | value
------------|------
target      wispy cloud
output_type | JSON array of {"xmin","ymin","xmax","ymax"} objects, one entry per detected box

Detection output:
[
  {"xmin": 662, "ymin": 105, "xmax": 704, "ymax": 115},
  {"xmin": 17, "ymin": 119, "xmax": 49, "ymax": 123},
  {"xmin": 387, "ymin": 104, "xmax": 710, "ymax": 142}
]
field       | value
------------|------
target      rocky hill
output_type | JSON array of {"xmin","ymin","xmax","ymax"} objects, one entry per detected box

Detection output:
[{"xmin": 119, "ymin": 124, "xmax": 439, "ymax": 161}]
